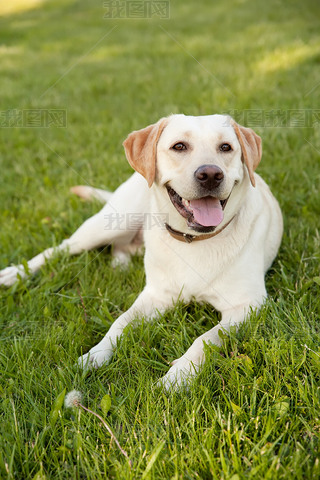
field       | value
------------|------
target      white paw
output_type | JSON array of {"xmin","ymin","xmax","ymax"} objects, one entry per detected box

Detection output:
[
  {"xmin": 111, "ymin": 251, "xmax": 130, "ymax": 269},
  {"xmin": 157, "ymin": 355, "xmax": 200, "ymax": 391},
  {"xmin": 78, "ymin": 344, "xmax": 113, "ymax": 370},
  {"xmin": 0, "ymin": 265, "xmax": 26, "ymax": 286}
]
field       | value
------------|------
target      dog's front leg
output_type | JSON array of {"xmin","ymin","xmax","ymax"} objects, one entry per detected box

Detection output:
[
  {"xmin": 158, "ymin": 302, "xmax": 260, "ymax": 390},
  {"xmin": 78, "ymin": 288, "xmax": 171, "ymax": 369}
]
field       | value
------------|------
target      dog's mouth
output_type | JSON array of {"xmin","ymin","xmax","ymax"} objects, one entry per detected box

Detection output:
[{"xmin": 166, "ymin": 186, "xmax": 229, "ymax": 233}]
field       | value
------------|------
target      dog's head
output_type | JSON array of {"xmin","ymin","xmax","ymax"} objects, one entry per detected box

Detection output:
[{"xmin": 123, "ymin": 114, "xmax": 262, "ymax": 233}]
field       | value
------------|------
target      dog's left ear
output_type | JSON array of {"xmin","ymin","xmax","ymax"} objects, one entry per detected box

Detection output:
[
  {"xmin": 123, "ymin": 118, "xmax": 168, "ymax": 187},
  {"xmin": 232, "ymin": 121, "xmax": 262, "ymax": 187}
]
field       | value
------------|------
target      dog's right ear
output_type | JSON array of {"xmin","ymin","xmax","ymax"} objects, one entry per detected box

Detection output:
[
  {"xmin": 123, "ymin": 118, "xmax": 168, "ymax": 187},
  {"xmin": 232, "ymin": 121, "xmax": 262, "ymax": 187}
]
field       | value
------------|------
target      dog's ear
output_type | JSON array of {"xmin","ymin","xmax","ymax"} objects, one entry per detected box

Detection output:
[
  {"xmin": 232, "ymin": 121, "xmax": 262, "ymax": 187},
  {"xmin": 123, "ymin": 118, "xmax": 168, "ymax": 187}
]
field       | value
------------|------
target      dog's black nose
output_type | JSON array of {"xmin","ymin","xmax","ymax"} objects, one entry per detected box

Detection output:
[{"xmin": 194, "ymin": 165, "xmax": 224, "ymax": 190}]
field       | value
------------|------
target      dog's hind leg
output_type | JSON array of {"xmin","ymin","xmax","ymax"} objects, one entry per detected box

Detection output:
[{"xmin": 0, "ymin": 173, "xmax": 148, "ymax": 286}]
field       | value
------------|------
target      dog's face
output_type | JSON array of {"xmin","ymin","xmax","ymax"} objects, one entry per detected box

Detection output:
[{"xmin": 123, "ymin": 114, "xmax": 262, "ymax": 233}]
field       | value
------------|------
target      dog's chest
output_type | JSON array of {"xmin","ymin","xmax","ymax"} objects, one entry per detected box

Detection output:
[{"xmin": 144, "ymin": 229, "xmax": 241, "ymax": 302}]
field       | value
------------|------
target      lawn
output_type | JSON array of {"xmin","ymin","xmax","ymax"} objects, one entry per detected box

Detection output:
[{"xmin": 0, "ymin": 0, "xmax": 320, "ymax": 478}]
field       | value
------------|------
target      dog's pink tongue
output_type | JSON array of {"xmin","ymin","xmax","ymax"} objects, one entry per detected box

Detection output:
[{"xmin": 189, "ymin": 197, "xmax": 224, "ymax": 227}]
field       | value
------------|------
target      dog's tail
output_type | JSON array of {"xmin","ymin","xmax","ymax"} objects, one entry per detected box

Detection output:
[{"xmin": 70, "ymin": 185, "xmax": 113, "ymax": 203}]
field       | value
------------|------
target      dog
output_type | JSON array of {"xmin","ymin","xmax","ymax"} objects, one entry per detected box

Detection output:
[{"xmin": 0, "ymin": 114, "xmax": 283, "ymax": 388}]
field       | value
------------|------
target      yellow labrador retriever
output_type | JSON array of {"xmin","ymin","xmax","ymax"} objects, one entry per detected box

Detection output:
[{"xmin": 0, "ymin": 114, "xmax": 283, "ymax": 388}]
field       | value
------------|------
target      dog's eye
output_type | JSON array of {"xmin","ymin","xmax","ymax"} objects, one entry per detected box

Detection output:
[
  {"xmin": 219, "ymin": 143, "xmax": 232, "ymax": 152},
  {"xmin": 171, "ymin": 142, "xmax": 187, "ymax": 151}
]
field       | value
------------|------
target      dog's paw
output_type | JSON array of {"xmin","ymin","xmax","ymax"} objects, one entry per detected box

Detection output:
[
  {"xmin": 111, "ymin": 251, "xmax": 131, "ymax": 270},
  {"xmin": 157, "ymin": 355, "xmax": 199, "ymax": 391},
  {"xmin": 78, "ymin": 345, "xmax": 113, "ymax": 370},
  {"xmin": 0, "ymin": 265, "xmax": 26, "ymax": 287}
]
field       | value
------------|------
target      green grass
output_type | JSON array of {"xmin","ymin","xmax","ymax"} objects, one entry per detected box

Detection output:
[{"xmin": 0, "ymin": 0, "xmax": 320, "ymax": 478}]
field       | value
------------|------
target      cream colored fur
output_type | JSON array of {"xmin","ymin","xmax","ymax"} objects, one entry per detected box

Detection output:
[{"xmin": 0, "ymin": 114, "xmax": 283, "ymax": 389}]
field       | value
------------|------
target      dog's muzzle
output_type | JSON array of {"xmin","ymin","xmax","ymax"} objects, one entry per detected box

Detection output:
[{"xmin": 166, "ymin": 185, "xmax": 229, "ymax": 233}]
